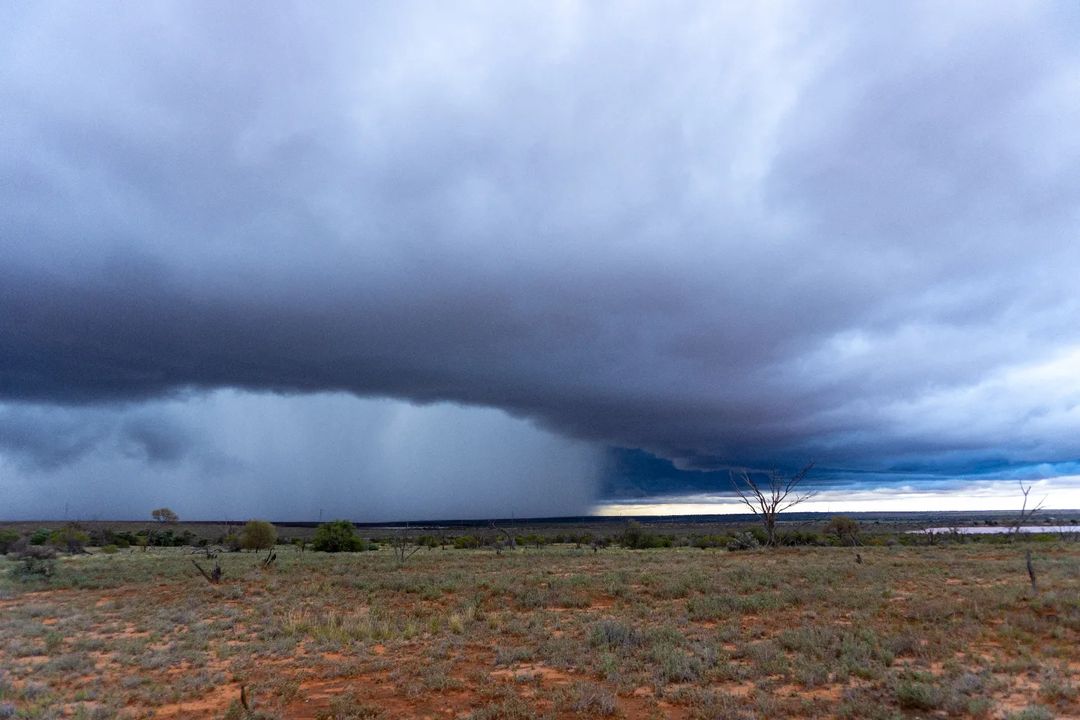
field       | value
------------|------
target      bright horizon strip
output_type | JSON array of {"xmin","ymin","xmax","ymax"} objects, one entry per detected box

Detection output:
[{"xmin": 592, "ymin": 476, "xmax": 1080, "ymax": 516}]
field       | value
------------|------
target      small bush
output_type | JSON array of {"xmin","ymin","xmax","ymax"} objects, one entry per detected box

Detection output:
[
  {"xmin": 0, "ymin": 530, "xmax": 19, "ymax": 554},
  {"xmin": 10, "ymin": 545, "xmax": 57, "ymax": 581},
  {"xmin": 691, "ymin": 534, "xmax": 731, "ymax": 549},
  {"xmin": 3, "ymin": 536, "xmax": 28, "ymax": 556},
  {"xmin": 618, "ymin": 521, "xmax": 672, "ymax": 549},
  {"xmin": 590, "ymin": 620, "xmax": 641, "ymax": 650},
  {"xmin": 779, "ymin": 530, "xmax": 826, "ymax": 546},
  {"xmin": 896, "ymin": 681, "xmax": 944, "ymax": 710},
  {"xmin": 687, "ymin": 594, "xmax": 735, "ymax": 620},
  {"xmin": 826, "ymin": 515, "xmax": 861, "ymax": 545},
  {"xmin": 467, "ymin": 697, "xmax": 541, "ymax": 720},
  {"xmin": 1039, "ymin": 672, "xmax": 1077, "ymax": 704},
  {"xmin": 15, "ymin": 544, "xmax": 57, "ymax": 560},
  {"xmin": 100, "ymin": 545, "xmax": 119, "ymax": 554},
  {"xmin": 727, "ymin": 532, "xmax": 760, "ymax": 551},
  {"xmin": 568, "ymin": 682, "xmax": 618, "ymax": 716},
  {"xmin": 316, "ymin": 689, "xmax": 384, "ymax": 719},
  {"xmin": 48, "ymin": 526, "xmax": 90, "ymax": 554},
  {"xmin": 223, "ymin": 700, "xmax": 281, "ymax": 720},
  {"xmin": 1005, "ymin": 707, "xmax": 1054, "ymax": 720},
  {"xmin": 312, "ymin": 520, "xmax": 367, "ymax": 552},
  {"xmin": 240, "ymin": 520, "xmax": 277, "ymax": 551},
  {"xmin": 650, "ymin": 643, "xmax": 704, "ymax": 683},
  {"xmin": 453, "ymin": 535, "xmax": 481, "ymax": 550}
]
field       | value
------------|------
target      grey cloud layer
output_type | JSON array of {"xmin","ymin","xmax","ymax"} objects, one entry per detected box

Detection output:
[
  {"xmin": 3, "ymin": 2, "xmax": 1080, "ymax": 478},
  {"xmin": 2, "ymin": 393, "xmax": 600, "ymax": 520}
]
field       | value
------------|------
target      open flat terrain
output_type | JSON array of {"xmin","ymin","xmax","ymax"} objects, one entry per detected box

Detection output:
[{"xmin": 1, "ymin": 542, "xmax": 1078, "ymax": 719}]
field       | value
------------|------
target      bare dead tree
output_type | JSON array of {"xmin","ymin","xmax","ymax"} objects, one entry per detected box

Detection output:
[
  {"xmin": 490, "ymin": 522, "xmax": 516, "ymax": 554},
  {"xmin": 1012, "ymin": 480, "xmax": 1045, "ymax": 537},
  {"xmin": 391, "ymin": 526, "xmax": 423, "ymax": 568},
  {"xmin": 1025, "ymin": 549, "xmax": 1038, "ymax": 594},
  {"xmin": 191, "ymin": 559, "xmax": 223, "ymax": 584},
  {"xmin": 730, "ymin": 462, "xmax": 816, "ymax": 547}
]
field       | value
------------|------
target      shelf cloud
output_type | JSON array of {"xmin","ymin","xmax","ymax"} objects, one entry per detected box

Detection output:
[{"xmin": 2, "ymin": 2, "xmax": 1080, "ymax": 517}]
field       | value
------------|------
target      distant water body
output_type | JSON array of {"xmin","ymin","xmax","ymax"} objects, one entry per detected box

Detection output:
[{"xmin": 916, "ymin": 526, "xmax": 1077, "ymax": 535}]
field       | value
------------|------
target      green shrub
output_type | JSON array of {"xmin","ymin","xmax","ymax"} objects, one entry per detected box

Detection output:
[
  {"xmin": 453, "ymin": 535, "xmax": 481, "ymax": 549},
  {"xmin": 691, "ymin": 534, "xmax": 730, "ymax": 549},
  {"xmin": 318, "ymin": 689, "xmax": 384, "ymax": 719},
  {"xmin": 48, "ymin": 526, "xmax": 90, "ymax": 553},
  {"xmin": 826, "ymin": 515, "xmax": 861, "ymax": 545},
  {"xmin": 312, "ymin": 520, "xmax": 366, "ymax": 552},
  {"xmin": 618, "ymin": 521, "xmax": 672, "ymax": 549},
  {"xmin": 141, "ymin": 527, "xmax": 196, "ymax": 548},
  {"xmin": 779, "ymin": 530, "xmax": 826, "ymax": 546},
  {"xmin": 589, "ymin": 620, "xmax": 641, "ymax": 650},
  {"xmin": 650, "ymin": 643, "xmax": 704, "ymax": 682},
  {"xmin": 416, "ymin": 535, "xmax": 440, "ymax": 548},
  {"xmin": 896, "ymin": 681, "xmax": 944, "ymax": 710},
  {"xmin": 240, "ymin": 520, "xmax": 277, "ymax": 551},
  {"xmin": 29, "ymin": 528, "xmax": 51, "ymax": 545},
  {"xmin": 516, "ymin": 534, "xmax": 547, "ymax": 548},
  {"xmin": 467, "ymin": 697, "xmax": 539, "ymax": 720},
  {"xmin": 105, "ymin": 530, "xmax": 137, "ymax": 548},
  {"xmin": 0, "ymin": 530, "xmax": 19, "ymax": 554},
  {"xmin": 100, "ymin": 545, "xmax": 119, "ymax": 554},
  {"xmin": 10, "ymin": 546, "xmax": 56, "ymax": 582},
  {"xmin": 568, "ymin": 682, "xmax": 618, "ymax": 716},
  {"xmin": 687, "ymin": 594, "xmax": 736, "ymax": 620},
  {"xmin": 727, "ymin": 532, "xmax": 760, "ymax": 551},
  {"xmin": 1004, "ymin": 707, "xmax": 1054, "ymax": 720}
]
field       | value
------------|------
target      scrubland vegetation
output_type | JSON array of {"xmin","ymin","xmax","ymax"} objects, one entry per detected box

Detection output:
[{"xmin": 0, "ymin": 519, "xmax": 1077, "ymax": 719}]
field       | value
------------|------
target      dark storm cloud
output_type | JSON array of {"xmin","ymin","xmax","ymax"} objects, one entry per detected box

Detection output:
[
  {"xmin": 0, "ymin": 405, "xmax": 111, "ymax": 471},
  {"xmin": 2, "ymin": 0, "xmax": 1080, "ymax": 492},
  {"xmin": 1, "ymin": 393, "xmax": 600, "ymax": 520},
  {"xmin": 119, "ymin": 415, "xmax": 194, "ymax": 465},
  {"xmin": 0, "ymin": 403, "xmax": 197, "ymax": 471}
]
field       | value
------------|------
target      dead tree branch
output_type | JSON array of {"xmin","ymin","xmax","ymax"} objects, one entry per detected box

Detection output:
[
  {"xmin": 1025, "ymin": 549, "xmax": 1038, "ymax": 594},
  {"xmin": 192, "ymin": 559, "xmax": 222, "ymax": 584},
  {"xmin": 391, "ymin": 526, "xmax": 423, "ymax": 568},
  {"xmin": 730, "ymin": 461, "xmax": 816, "ymax": 547},
  {"xmin": 490, "ymin": 522, "xmax": 516, "ymax": 554},
  {"xmin": 1012, "ymin": 480, "xmax": 1045, "ymax": 537}
]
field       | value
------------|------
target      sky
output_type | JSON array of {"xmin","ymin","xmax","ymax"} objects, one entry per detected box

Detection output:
[{"xmin": 2, "ymin": 1, "xmax": 1080, "ymax": 520}]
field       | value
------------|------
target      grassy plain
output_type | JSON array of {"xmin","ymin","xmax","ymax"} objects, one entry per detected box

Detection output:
[{"xmin": 0, "ymin": 540, "xmax": 1078, "ymax": 719}]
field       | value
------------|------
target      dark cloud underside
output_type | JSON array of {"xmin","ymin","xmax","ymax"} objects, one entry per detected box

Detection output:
[{"xmin": 2, "ymin": 2, "xmax": 1080, "ymax": 516}]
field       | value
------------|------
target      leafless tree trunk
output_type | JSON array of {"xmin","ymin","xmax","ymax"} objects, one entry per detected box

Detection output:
[
  {"xmin": 192, "ymin": 559, "xmax": 222, "ymax": 584},
  {"xmin": 730, "ymin": 462, "xmax": 816, "ymax": 547},
  {"xmin": 1025, "ymin": 549, "xmax": 1038, "ymax": 594},
  {"xmin": 1012, "ymin": 480, "xmax": 1045, "ymax": 537},
  {"xmin": 391, "ymin": 526, "xmax": 422, "ymax": 567},
  {"xmin": 490, "ymin": 522, "xmax": 516, "ymax": 554}
]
